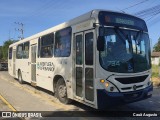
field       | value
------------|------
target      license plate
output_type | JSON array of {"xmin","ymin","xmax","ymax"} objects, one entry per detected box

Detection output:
[
  {"xmin": 147, "ymin": 91, "xmax": 152, "ymax": 96},
  {"xmin": 132, "ymin": 94, "xmax": 138, "ymax": 98}
]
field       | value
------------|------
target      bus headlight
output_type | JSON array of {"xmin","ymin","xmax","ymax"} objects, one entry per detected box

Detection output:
[
  {"xmin": 104, "ymin": 81, "xmax": 119, "ymax": 92},
  {"xmin": 148, "ymin": 79, "xmax": 152, "ymax": 86},
  {"xmin": 105, "ymin": 82, "xmax": 109, "ymax": 87},
  {"xmin": 147, "ymin": 78, "xmax": 152, "ymax": 86}
]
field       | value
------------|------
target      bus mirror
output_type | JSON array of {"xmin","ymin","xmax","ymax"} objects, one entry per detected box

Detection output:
[{"xmin": 97, "ymin": 36, "xmax": 105, "ymax": 51}]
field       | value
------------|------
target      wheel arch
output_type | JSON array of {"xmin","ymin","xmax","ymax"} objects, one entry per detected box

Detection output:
[
  {"xmin": 17, "ymin": 69, "xmax": 21, "ymax": 78},
  {"xmin": 53, "ymin": 75, "xmax": 65, "ymax": 93}
]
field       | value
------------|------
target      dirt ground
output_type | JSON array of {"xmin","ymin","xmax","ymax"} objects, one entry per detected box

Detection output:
[{"xmin": 152, "ymin": 77, "xmax": 160, "ymax": 87}]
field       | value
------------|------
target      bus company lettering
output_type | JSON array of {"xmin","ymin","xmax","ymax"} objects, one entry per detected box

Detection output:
[{"xmin": 37, "ymin": 62, "xmax": 54, "ymax": 71}]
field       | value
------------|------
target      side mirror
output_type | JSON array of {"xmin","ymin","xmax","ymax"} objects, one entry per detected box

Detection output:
[{"xmin": 97, "ymin": 36, "xmax": 105, "ymax": 51}]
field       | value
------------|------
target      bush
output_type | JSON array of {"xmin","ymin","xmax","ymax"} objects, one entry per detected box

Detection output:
[{"xmin": 152, "ymin": 65, "xmax": 159, "ymax": 78}]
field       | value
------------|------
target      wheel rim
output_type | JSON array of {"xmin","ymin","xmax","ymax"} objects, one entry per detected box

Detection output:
[{"xmin": 58, "ymin": 85, "xmax": 67, "ymax": 98}]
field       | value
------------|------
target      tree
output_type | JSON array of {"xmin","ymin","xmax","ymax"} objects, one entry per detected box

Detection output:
[
  {"xmin": 1, "ymin": 39, "xmax": 17, "ymax": 61},
  {"xmin": 0, "ymin": 46, "xmax": 3, "ymax": 60},
  {"xmin": 153, "ymin": 37, "xmax": 160, "ymax": 52}
]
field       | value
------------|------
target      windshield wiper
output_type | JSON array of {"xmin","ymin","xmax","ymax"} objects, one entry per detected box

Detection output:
[
  {"xmin": 114, "ymin": 27, "xmax": 126, "ymax": 44},
  {"xmin": 132, "ymin": 31, "xmax": 143, "ymax": 54},
  {"xmin": 135, "ymin": 31, "xmax": 142, "ymax": 45}
]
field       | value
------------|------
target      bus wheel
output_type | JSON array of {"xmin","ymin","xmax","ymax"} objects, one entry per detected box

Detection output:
[
  {"xmin": 18, "ymin": 70, "xmax": 24, "ymax": 84},
  {"xmin": 56, "ymin": 78, "xmax": 72, "ymax": 104}
]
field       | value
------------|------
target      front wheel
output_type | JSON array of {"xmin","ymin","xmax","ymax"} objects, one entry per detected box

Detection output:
[{"xmin": 55, "ymin": 78, "xmax": 72, "ymax": 104}]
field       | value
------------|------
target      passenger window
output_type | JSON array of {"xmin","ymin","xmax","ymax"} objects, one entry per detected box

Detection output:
[
  {"xmin": 9, "ymin": 47, "xmax": 12, "ymax": 59},
  {"xmin": 85, "ymin": 32, "xmax": 93, "ymax": 65},
  {"xmin": 23, "ymin": 42, "xmax": 29, "ymax": 59},
  {"xmin": 16, "ymin": 44, "xmax": 23, "ymax": 59},
  {"xmin": 54, "ymin": 27, "xmax": 71, "ymax": 57},
  {"xmin": 40, "ymin": 33, "xmax": 54, "ymax": 58}
]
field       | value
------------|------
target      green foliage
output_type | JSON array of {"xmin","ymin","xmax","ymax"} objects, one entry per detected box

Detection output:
[
  {"xmin": 152, "ymin": 64, "xmax": 159, "ymax": 78},
  {"xmin": 153, "ymin": 37, "xmax": 160, "ymax": 52},
  {"xmin": 0, "ymin": 46, "xmax": 3, "ymax": 60},
  {"xmin": 0, "ymin": 39, "xmax": 17, "ymax": 61}
]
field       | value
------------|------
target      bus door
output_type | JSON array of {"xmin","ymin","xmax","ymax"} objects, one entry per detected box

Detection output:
[
  {"xmin": 13, "ymin": 50, "xmax": 16, "ymax": 76},
  {"xmin": 30, "ymin": 44, "xmax": 37, "ymax": 85},
  {"xmin": 74, "ymin": 30, "xmax": 95, "ymax": 104}
]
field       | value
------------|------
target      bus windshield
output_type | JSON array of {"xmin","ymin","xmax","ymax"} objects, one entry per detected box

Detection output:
[{"xmin": 99, "ymin": 27, "xmax": 151, "ymax": 73}]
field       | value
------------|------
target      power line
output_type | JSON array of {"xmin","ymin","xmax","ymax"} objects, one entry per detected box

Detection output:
[
  {"xmin": 132, "ymin": 3, "xmax": 160, "ymax": 26},
  {"xmin": 134, "ymin": 4, "xmax": 160, "ymax": 16},
  {"xmin": 27, "ymin": 0, "xmax": 66, "ymax": 18},
  {"xmin": 28, "ymin": 0, "xmax": 54, "ymax": 18},
  {"xmin": 146, "ymin": 12, "xmax": 160, "ymax": 21},
  {"xmin": 134, "ymin": 4, "xmax": 160, "ymax": 21},
  {"xmin": 122, "ymin": 0, "xmax": 150, "ymax": 11}
]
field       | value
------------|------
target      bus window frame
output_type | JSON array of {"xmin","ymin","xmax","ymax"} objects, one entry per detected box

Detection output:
[
  {"xmin": 54, "ymin": 27, "xmax": 72, "ymax": 57},
  {"xmin": 16, "ymin": 44, "xmax": 23, "ymax": 59},
  {"xmin": 40, "ymin": 33, "xmax": 54, "ymax": 58},
  {"xmin": 23, "ymin": 42, "xmax": 30, "ymax": 59}
]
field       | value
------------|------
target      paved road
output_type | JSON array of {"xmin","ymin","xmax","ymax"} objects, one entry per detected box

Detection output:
[{"xmin": 0, "ymin": 71, "xmax": 160, "ymax": 120}]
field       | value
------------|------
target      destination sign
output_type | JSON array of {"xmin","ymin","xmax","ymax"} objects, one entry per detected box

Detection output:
[
  {"xmin": 115, "ymin": 18, "xmax": 134, "ymax": 26},
  {"xmin": 98, "ymin": 11, "xmax": 148, "ymax": 32}
]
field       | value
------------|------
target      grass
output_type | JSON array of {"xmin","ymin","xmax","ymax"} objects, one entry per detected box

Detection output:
[
  {"xmin": 151, "ymin": 64, "xmax": 160, "ymax": 87},
  {"xmin": 152, "ymin": 65, "xmax": 159, "ymax": 78}
]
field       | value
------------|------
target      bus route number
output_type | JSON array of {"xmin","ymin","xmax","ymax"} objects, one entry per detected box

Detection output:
[{"xmin": 108, "ymin": 61, "xmax": 120, "ymax": 67}]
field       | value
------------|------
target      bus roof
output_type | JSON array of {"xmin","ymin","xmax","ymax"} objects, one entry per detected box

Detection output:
[{"xmin": 9, "ymin": 9, "xmax": 144, "ymax": 47}]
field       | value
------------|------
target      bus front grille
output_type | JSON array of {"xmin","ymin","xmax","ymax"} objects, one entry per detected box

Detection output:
[
  {"xmin": 115, "ymin": 75, "xmax": 148, "ymax": 84},
  {"xmin": 121, "ymin": 85, "xmax": 144, "ymax": 90}
]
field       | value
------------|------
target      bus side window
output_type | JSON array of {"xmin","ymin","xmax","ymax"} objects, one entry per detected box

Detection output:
[
  {"xmin": 23, "ymin": 42, "xmax": 29, "ymax": 59},
  {"xmin": 16, "ymin": 44, "xmax": 23, "ymax": 59},
  {"xmin": 40, "ymin": 33, "xmax": 54, "ymax": 58},
  {"xmin": 54, "ymin": 27, "xmax": 71, "ymax": 57}
]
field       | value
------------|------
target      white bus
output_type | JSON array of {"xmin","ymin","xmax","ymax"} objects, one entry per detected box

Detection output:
[{"xmin": 8, "ymin": 9, "xmax": 153, "ymax": 109}]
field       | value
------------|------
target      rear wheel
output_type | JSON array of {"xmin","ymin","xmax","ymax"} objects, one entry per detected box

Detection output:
[
  {"xmin": 55, "ymin": 78, "xmax": 72, "ymax": 104},
  {"xmin": 18, "ymin": 70, "xmax": 24, "ymax": 84}
]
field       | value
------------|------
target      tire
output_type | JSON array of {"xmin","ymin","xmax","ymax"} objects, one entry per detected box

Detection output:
[
  {"xmin": 55, "ymin": 78, "xmax": 72, "ymax": 104},
  {"xmin": 18, "ymin": 70, "xmax": 24, "ymax": 84}
]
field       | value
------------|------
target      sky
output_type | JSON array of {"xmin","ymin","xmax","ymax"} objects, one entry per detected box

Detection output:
[{"xmin": 0, "ymin": 0, "xmax": 160, "ymax": 48}]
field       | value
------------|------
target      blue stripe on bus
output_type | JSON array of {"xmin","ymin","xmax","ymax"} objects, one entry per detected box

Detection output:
[{"xmin": 97, "ymin": 85, "xmax": 153, "ymax": 109}]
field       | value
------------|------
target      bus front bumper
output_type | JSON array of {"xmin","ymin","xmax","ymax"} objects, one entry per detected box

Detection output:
[{"xmin": 97, "ymin": 84, "xmax": 153, "ymax": 109}]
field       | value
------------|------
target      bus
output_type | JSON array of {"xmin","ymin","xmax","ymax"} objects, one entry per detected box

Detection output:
[{"xmin": 8, "ymin": 9, "xmax": 153, "ymax": 109}]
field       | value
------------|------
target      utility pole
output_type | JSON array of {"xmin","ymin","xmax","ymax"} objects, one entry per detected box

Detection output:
[{"xmin": 15, "ymin": 22, "xmax": 24, "ymax": 40}]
